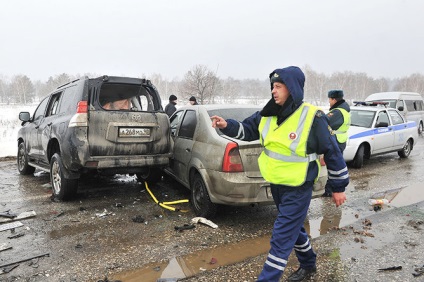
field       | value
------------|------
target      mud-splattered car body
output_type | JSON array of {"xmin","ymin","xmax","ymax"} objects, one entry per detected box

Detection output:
[{"xmin": 17, "ymin": 75, "xmax": 172, "ymax": 200}]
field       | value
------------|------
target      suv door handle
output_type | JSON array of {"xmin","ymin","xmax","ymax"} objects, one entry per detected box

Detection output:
[{"xmin": 185, "ymin": 148, "xmax": 191, "ymax": 152}]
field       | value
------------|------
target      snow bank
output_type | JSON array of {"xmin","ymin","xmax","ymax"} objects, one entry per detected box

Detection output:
[{"xmin": 0, "ymin": 104, "xmax": 36, "ymax": 157}]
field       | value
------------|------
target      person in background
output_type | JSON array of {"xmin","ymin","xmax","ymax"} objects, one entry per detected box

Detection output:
[
  {"xmin": 211, "ymin": 66, "xmax": 349, "ymax": 282},
  {"xmin": 189, "ymin": 96, "xmax": 199, "ymax": 105},
  {"xmin": 165, "ymin": 94, "xmax": 178, "ymax": 117},
  {"xmin": 322, "ymin": 89, "xmax": 351, "ymax": 197}
]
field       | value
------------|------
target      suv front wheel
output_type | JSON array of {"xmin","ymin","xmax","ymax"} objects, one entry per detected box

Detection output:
[
  {"xmin": 51, "ymin": 153, "xmax": 78, "ymax": 201},
  {"xmin": 17, "ymin": 142, "xmax": 35, "ymax": 175}
]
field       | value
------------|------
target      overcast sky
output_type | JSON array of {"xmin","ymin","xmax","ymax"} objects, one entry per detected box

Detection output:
[{"xmin": 1, "ymin": 0, "xmax": 423, "ymax": 82}]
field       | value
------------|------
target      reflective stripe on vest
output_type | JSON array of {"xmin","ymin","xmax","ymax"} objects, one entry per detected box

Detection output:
[
  {"xmin": 329, "ymin": 108, "xmax": 350, "ymax": 143},
  {"xmin": 258, "ymin": 103, "xmax": 320, "ymax": 186}
]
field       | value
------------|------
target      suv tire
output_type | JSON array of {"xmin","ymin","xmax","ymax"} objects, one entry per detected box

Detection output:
[
  {"xmin": 51, "ymin": 153, "xmax": 78, "ymax": 201},
  {"xmin": 136, "ymin": 168, "xmax": 163, "ymax": 183},
  {"xmin": 190, "ymin": 173, "xmax": 217, "ymax": 218},
  {"xmin": 17, "ymin": 142, "xmax": 35, "ymax": 175}
]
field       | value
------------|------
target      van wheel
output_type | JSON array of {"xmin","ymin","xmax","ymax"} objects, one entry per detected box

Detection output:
[
  {"xmin": 418, "ymin": 122, "xmax": 423, "ymax": 135},
  {"xmin": 398, "ymin": 139, "xmax": 412, "ymax": 158},
  {"xmin": 17, "ymin": 142, "xmax": 35, "ymax": 175},
  {"xmin": 190, "ymin": 173, "xmax": 217, "ymax": 218},
  {"xmin": 136, "ymin": 168, "xmax": 163, "ymax": 183},
  {"xmin": 351, "ymin": 144, "xmax": 364, "ymax": 168},
  {"xmin": 51, "ymin": 153, "xmax": 78, "ymax": 201}
]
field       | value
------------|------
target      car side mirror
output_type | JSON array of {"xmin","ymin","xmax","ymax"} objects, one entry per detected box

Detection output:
[
  {"xmin": 397, "ymin": 106, "xmax": 404, "ymax": 111},
  {"xmin": 19, "ymin": 112, "xmax": 31, "ymax": 122},
  {"xmin": 375, "ymin": 121, "xmax": 389, "ymax": 128}
]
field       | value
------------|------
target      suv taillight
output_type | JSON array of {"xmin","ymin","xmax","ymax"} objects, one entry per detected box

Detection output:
[
  {"xmin": 76, "ymin": 101, "xmax": 88, "ymax": 113},
  {"xmin": 222, "ymin": 142, "xmax": 244, "ymax": 172}
]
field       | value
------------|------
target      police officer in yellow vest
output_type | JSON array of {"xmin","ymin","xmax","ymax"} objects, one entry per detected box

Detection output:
[
  {"xmin": 211, "ymin": 66, "xmax": 349, "ymax": 282},
  {"xmin": 322, "ymin": 90, "xmax": 351, "ymax": 197}
]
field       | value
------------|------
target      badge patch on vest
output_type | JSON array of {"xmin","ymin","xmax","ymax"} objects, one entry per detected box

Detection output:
[{"xmin": 289, "ymin": 132, "xmax": 297, "ymax": 140}]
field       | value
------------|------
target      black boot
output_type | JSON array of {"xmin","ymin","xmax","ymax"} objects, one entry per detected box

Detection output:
[{"xmin": 287, "ymin": 267, "xmax": 317, "ymax": 281}]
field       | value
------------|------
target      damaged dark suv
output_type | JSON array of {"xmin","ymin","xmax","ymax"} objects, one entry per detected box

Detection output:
[{"xmin": 17, "ymin": 75, "xmax": 172, "ymax": 200}]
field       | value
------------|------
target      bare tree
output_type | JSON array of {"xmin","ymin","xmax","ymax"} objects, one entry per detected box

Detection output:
[
  {"xmin": 0, "ymin": 76, "xmax": 9, "ymax": 104},
  {"xmin": 10, "ymin": 75, "xmax": 34, "ymax": 104},
  {"xmin": 394, "ymin": 73, "xmax": 424, "ymax": 94},
  {"xmin": 181, "ymin": 65, "xmax": 219, "ymax": 104}
]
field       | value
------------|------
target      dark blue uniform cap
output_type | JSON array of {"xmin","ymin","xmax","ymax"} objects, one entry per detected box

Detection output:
[{"xmin": 328, "ymin": 90, "xmax": 344, "ymax": 98}]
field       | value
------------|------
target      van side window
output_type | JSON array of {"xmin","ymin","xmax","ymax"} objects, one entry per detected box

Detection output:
[{"xmin": 405, "ymin": 100, "xmax": 415, "ymax": 112}]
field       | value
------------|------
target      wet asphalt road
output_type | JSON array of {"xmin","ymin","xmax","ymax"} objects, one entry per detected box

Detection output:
[{"xmin": 0, "ymin": 137, "xmax": 423, "ymax": 282}]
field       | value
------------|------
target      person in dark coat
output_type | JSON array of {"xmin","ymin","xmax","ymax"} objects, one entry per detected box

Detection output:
[
  {"xmin": 189, "ymin": 96, "xmax": 199, "ymax": 105},
  {"xmin": 165, "ymin": 94, "xmax": 177, "ymax": 117},
  {"xmin": 211, "ymin": 66, "xmax": 349, "ymax": 282},
  {"xmin": 322, "ymin": 90, "xmax": 351, "ymax": 197}
]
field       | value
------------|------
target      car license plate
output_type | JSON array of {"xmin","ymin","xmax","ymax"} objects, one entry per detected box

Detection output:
[{"xmin": 118, "ymin": 127, "xmax": 150, "ymax": 137}]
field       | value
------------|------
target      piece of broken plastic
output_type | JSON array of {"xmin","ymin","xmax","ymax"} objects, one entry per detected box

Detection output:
[{"xmin": 191, "ymin": 217, "xmax": 218, "ymax": 229}]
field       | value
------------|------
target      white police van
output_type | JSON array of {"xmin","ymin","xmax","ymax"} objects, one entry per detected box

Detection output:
[
  {"xmin": 344, "ymin": 101, "xmax": 418, "ymax": 168},
  {"xmin": 365, "ymin": 92, "xmax": 424, "ymax": 135}
]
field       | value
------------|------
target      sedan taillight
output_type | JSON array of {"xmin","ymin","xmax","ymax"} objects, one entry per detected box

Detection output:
[{"xmin": 222, "ymin": 142, "xmax": 244, "ymax": 172}]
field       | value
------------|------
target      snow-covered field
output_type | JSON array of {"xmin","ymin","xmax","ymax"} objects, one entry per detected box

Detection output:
[{"xmin": 0, "ymin": 104, "xmax": 36, "ymax": 157}]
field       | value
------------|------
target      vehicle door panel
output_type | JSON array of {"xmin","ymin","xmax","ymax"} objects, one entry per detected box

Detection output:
[
  {"xmin": 27, "ymin": 97, "xmax": 49, "ymax": 157},
  {"xmin": 169, "ymin": 110, "xmax": 196, "ymax": 185},
  {"xmin": 389, "ymin": 109, "xmax": 409, "ymax": 149},
  {"xmin": 372, "ymin": 110, "xmax": 394, "ymax": 153}
]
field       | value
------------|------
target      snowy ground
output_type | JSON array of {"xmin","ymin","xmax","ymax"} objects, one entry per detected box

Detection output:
[{"xmin": 0, "ymin": 104, "xmax": 36, "ymax": 157}]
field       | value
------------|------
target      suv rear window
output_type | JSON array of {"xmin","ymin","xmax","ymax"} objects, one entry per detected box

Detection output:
[{"xmin": 99, "ymin": 83, "xmax": 159, "ymax": 112}]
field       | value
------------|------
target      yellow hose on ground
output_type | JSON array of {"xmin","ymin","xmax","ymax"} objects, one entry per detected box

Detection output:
[{"xmin": 144, "ymin": 181, "xmax": 190, "ymax": 212}]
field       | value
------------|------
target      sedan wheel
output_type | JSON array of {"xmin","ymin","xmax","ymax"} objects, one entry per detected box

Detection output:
[
  {"xmin": 190, "ymin": 173, "xmax": 217, "ymax": 218},
  {"xmin": 351, "ymin": 144, "xmax": 365, "ymax": 168},
  {"xmin": 398, "ymin": 139, "xmax": 412, "ymax": 158},
  {"xmin": 50, "ymin": 153, "xmax": 78, "ymax": 201}
]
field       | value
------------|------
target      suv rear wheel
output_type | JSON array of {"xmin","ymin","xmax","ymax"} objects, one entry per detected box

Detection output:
[
  {"xmin": 51, "ymin": 153, "xmax": 78, "ymax": 201},
  {"xmin": 17, "ymin": 142, "xmax": 35, "ymax": 175}
]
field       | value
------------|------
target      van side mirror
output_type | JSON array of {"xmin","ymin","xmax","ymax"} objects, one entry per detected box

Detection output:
[{"xmin": 397, "ymin": 106, "xmax": 404, "ymax": 111}]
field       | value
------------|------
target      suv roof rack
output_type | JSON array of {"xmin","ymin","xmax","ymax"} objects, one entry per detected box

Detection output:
[{"xmin": 353, "ymin": 101, "xmax": 389, "ymax": 107}]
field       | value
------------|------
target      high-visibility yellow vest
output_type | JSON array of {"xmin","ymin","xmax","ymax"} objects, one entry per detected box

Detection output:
[
  {"xmin": 329, "ymin": 108, "xmax": 350, "ymax": 144},
  {"xmin": 258, "ymin": 103, "xmax": 320, "ymax": 186}
]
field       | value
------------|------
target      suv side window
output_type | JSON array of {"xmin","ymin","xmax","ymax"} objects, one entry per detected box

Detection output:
[
  {"xmin": 33, "ymin": 97, "xmax": 49, "ymax": 121},
  {"xmin": 388, "ymin": 110, "xmax": 404, "ymax": 125},
  {"xmin": 46, "ymin": 92, "xmax": 62, "ymax": 117},
  {"xmin": 57, "ymin": 86, "xmax": 76, "ymax": 114},
  {"xmin": 178, "ymin": 110, "xmax": 197, "ymax": 139}
]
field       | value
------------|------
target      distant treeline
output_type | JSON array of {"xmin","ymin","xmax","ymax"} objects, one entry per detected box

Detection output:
[{"xmin": 1, "ymin": 65, "xmax": 423, "ymax": 105}]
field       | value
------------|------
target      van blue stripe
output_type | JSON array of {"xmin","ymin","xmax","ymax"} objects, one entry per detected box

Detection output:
[{"xmin": 349, "ymin": 121, "xmax": 416, "ymax": 140}]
